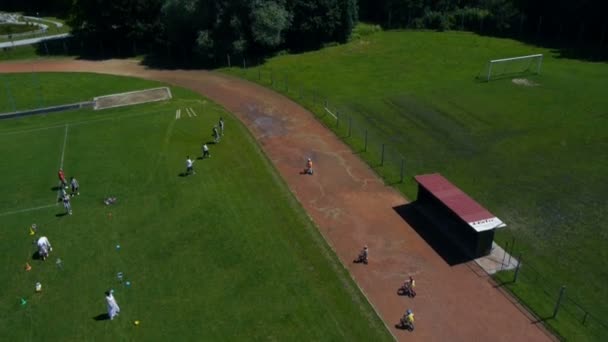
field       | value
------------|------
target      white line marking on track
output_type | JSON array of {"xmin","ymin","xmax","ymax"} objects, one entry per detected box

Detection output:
[
  {"xmin": 187, "ymin": 108, "xmax": 192, "ymax": 117},
  {"xmin": 190, "ymin": 108, "xmax": 198, "ymax": 117},
  {"xmin": 0, "ymin": 203, "xmax": 57, "ymax": 217},
  {"xmin": 176, "ymin": 109, "xmax": 181, "ymax": 119}
]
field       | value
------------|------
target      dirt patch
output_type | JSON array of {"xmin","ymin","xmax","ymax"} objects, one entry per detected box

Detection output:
[
  {"xmin": 94, "ymin": 87, "xmax": 172, "ymax": 110},
  {"xmin": 512, "ymin": 78, "xmax": 539, "ymax": 87}
]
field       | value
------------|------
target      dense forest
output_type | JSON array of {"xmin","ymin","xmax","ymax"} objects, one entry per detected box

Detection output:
[{"xmin": 2, "ymin": 0, "xmax": 606, "ymax": 63}]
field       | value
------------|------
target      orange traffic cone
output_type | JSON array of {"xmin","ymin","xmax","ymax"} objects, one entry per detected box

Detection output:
[{"xmin": 25, "ymin": 263, "xmax": 32, "ymax": 271}]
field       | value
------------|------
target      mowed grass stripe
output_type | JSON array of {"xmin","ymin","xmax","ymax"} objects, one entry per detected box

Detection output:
[{"xmin": 0, "ymin": 74, "xmax": 390, "ymax": 341}]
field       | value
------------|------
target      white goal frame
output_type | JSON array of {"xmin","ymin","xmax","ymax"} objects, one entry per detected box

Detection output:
[{"xmin": 485, "ymin": 54, "xmax": 543, "ymax": 81}]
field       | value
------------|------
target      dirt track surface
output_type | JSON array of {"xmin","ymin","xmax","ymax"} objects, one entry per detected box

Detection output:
[{"xmin": 0, "ymin": 59, "xmax": 554, "ymax": 341}]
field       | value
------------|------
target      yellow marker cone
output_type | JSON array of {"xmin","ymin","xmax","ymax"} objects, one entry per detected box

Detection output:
[
  {"xmin": 134, "ymin": 320, "xmax": 140, "ymax": 326},
  {"xmin": 29, "ymin": 227, "xmax": 35, "ymax": 236}
]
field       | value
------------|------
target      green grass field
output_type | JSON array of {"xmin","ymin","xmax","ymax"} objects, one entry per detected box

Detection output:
[
  {"xmin": 225, "ymin": 27, "xmax": 608, "ymax": 340},
  {"xmin": 0, "ymin": 73, "xmax": 390, "ymax": 341}
]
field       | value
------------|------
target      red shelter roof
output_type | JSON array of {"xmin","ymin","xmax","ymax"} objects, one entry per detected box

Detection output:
[{"xmin": 414, "ymin": 173, "xmax": 506, "ymax": 232}]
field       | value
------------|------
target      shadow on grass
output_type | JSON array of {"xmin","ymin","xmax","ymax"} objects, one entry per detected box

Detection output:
[
  {"xmin": 50, "ymin": 186, "xmax": 62, "ymax": 191},
  {"xmin": 392, "ymin": 202, "xmax": 472, "ymax": 266},
  {"xmin": 55, "ymin": 212, "xmax": 68, "ymax": 217},
  {"xmin": 93, "ymin": 313, "xmax": 110, "ymax": 321},
  {"xmin": 31, "ymin": 251, "xmax": 41, "ymax": 260}
]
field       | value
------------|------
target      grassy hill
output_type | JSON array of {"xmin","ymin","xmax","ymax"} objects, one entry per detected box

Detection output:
[{"xmin": 225, "ymin": 27, "xmax": 608, "ymax": 340}]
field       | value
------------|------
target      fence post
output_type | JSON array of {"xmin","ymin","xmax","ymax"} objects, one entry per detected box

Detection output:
[
  {"xmin": 508, "ymin": 238, "xmax": 515, "ymax": 265},
  {"xmin": 348, "ymin": 117, "xmax": 352, "ymax": 137},
  {"xmin": 501, "ymin": 242, "xmax": 509, "ymax": 270},
  {"xmin": 552, "ymin": 286, "xmax": 566, "ymax": 318},
  {"xmin": 513, "ymin": 254, "xmax": 522, "ymax": 283},
  {"xmin": 400, "ymin": 159, "xmax": 405, "ymax": 183},
  {"xmin": 364, "ymin": 129, "xmax": 368, "ymax": 152},
  {"xmin": 381, "ymin": 144, "xmax": 385, "ymax": 166}
]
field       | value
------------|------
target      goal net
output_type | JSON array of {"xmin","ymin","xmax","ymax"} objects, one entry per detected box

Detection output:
[{"xmin": 483, "ymin": 54, "xmax": 543, "ymax": 81}]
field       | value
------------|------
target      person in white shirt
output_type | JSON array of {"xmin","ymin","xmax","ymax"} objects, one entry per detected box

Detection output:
[
  {"xmin": 37, "ymin": 236, "xmax": 52, "ymax": 261},
  {"xmin": 105, "ymin": 290, "xmax": 121, "ymax": 320},
  {"xmin": 186, "ymin": 156, "xmax": 195, "ymax": 175},
  {"xmin": 70, "ymin": 177, "xmax": 80, "ymax": 196},
  {"xmin": 63, "ymin": 194, "xmax": 72, "ymax": 215},
  {"xmin": 202, "ymin": 144, "xmax": 210, "ymax": 159}
]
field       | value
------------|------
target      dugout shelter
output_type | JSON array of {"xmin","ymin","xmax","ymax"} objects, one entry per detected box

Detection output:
[{"xmin": 414, "ymin": 173, "xmax": 506, "ymax": 259}]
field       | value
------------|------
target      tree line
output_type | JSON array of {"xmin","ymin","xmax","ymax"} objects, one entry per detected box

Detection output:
[
  {"xmin": 9, "ymin": 0, "xmax": 356, "ymax": 66},
  {"xmin": 3, "ymin": 0, "xmax": 606, "ymax": 63},
  {"xmin": 359, "ymin": 0, "xmax": 608, "ymax": 47}
]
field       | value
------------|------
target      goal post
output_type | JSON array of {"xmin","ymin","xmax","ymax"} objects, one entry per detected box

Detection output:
[{"xmin": 484, "ymin": 54, "xmax": 543, "ymax": 81}]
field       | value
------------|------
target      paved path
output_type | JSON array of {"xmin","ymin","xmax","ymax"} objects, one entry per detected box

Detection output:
[
  {"xmin": 0, "ymin": 33, "xmax": 70, "ymax": 48},
  {"xmin": 0, "ymin": 59, "xmax": 555, "ymax": 341}
]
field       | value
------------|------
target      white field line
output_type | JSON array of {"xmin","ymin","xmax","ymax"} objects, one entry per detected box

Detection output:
[
  {"xmin": 0, "ymin": 108, "xmax": 171, "ymax": 137},
  {"xmin": 0, "ymin": 203, "xmax": 57, "ymax": 217},
  {"xmin": 187, "ymin": 109, "xmax": 192, "ymax": 118},
  {"xmin": 57, "ymin": 124, "xmax": 69, "ymax": 200},
  {"xmin": 324, "ymin": 107, "xmax": 338, "ymax": 120},
  {"xmin": 189, "ymin": 108, "xmax": 198, "ymax": 117},
  {"xmin": 59, "ymin": 124, "xmax": 69, "ymax": 169},
  {"xmin": 176, "ymin": 109, "xmax": 181, "ymax": 119}
]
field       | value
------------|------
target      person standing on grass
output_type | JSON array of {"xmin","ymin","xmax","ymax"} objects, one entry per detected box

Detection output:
[
  {"xmin": 62, "ymin": 193, "xmax": 72, "ymax": 215},
  {"xmin": 202, "ymin": 143, "xmax": 210, "ymax": 159},
  {"xmin": 105, "ymin": 290, "xmax": 120, "ymax": 320},
  {"xmin": 213, "ymin": 126, "xmax": 220, "ymax": 143},
  {"xmin": 70, "ymin": 177, "xmax": 80, "ymax": 196},
  {"xmin": 186, "ymin": 156, "xmax": 195, "ymax": 175},
  {"xmin": 219, "ymin": 117, "xmax": 225, "ymax": 136},
  {"xmin": 36, "ymin": 236, "xmax": 52, "ymax": 261},
  {"xmin": 58, "ymin": 168, "xmax": 67, "ymax": 189}
]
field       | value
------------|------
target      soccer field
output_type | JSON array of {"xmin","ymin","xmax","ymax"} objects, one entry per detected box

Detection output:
[
  {"xmin": 224, "ymin": 28, "xmax": 608, "ymax": 340},
  {"xmin": 0, "ymin": 74, "xmax": 390, "ymax": 340}
]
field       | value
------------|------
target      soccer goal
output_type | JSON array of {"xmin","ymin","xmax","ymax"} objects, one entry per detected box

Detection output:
[{"xmin": 483, "ymin": 54, "xmax": 543, "ymax": 81}]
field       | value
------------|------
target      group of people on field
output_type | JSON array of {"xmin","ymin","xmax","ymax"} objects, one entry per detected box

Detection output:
[
  {"xmin": 59, "ymin": 167, "xmax": 120, "ymax": 319},
  {"xmin": 353, "ymin": 244, "xmax": 417, "ymax": 332},
  {"xmin": 185, "ymin": 117, "xmax": 224, "ymax": 176},
  {"xmin": 57, "ymin": 168, "xmax": 79, "ymax": 215}
]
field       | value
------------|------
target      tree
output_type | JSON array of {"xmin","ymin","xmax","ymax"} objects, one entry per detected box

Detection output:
[{"xmin": 250, "ymin": 1, "xmax": 292, "ymax": 47}]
